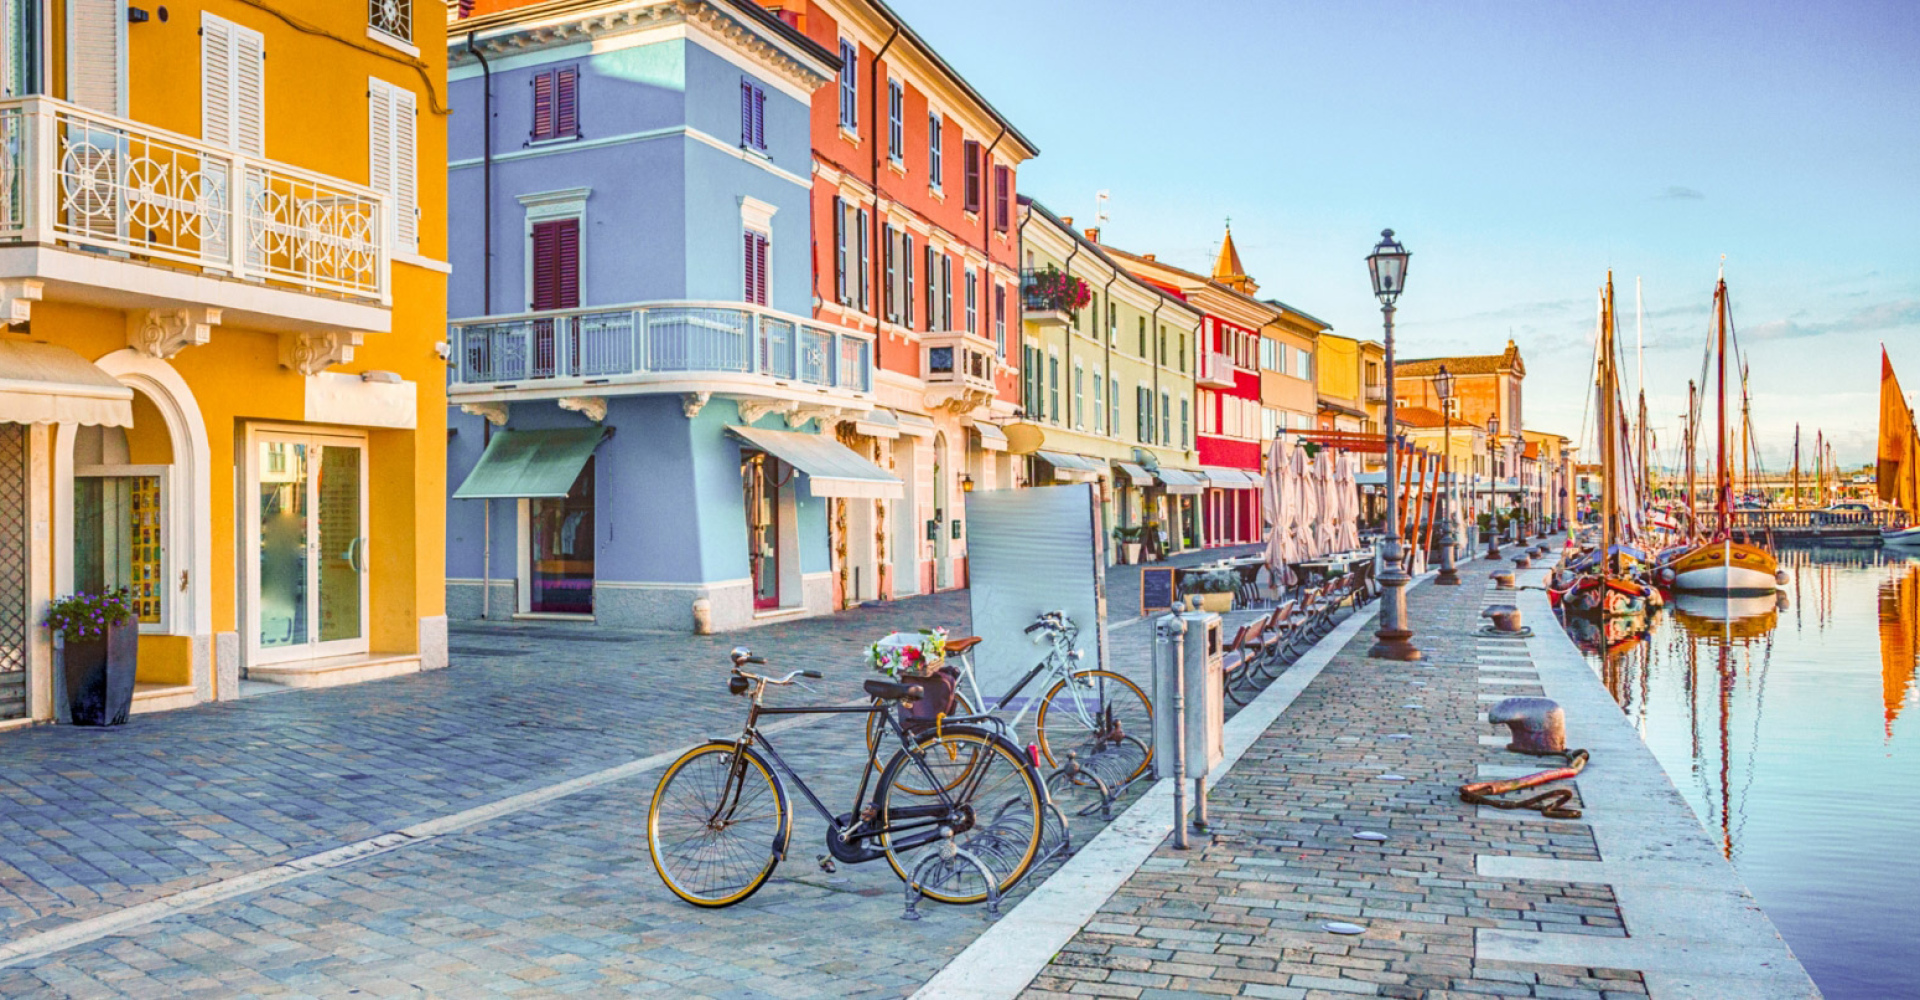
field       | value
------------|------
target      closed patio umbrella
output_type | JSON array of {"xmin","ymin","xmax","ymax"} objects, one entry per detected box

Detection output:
[{"xmin": 1263, "ymin": 437, "xmax": 1297, "ymax": 587}]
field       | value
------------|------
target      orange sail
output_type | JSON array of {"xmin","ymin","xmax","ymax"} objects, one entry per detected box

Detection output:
[
  {"xmin": 1878, "ymin": 565, "xmax": 1920, "ymax": 738},
  {"xmin": 1878, "ymin": 348, "xmax": 1919, "ymax": 516}
]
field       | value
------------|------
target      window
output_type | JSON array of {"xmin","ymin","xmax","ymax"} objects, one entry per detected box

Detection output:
[
  {"xmin": 1108, "ymin": 303, "xmax": 1117, "ymax": 343},
  {"xmin": 940, "ymin": 255, "xmax": 952, "ymax": 330},
  {"xmin": 203, "ymin": 14, "xmax": 265, "ymax": 154},
  {"xmin": 1157, "ymin": 329, "xmax": 1166, "ymax": 366},
  {"xmin": 1137, "ymin": 317, "xmax": 1146, "ymax": 356},
  {"xmin": 1161, "ymin": 392, "xmax": 1171, "ymax": 446},
  {"xmin": 887, "ymin": 79, "xmax": 903, "ymax": 161},
  {"xmin": 882, "ymin": 224, "xmax": 896, "ymax": 321},
  {"xmin": 530, "ymin": 218, "xmax": 579, "ymax": 310},
  {"xmin": 993, "ymin": 284, "xmax": 1005, "ymax": 355},
  {"xmin": 742, "ymin": 229, "xmax": 769, "ymax": 305},
  {"xmin": 369, "ymin": 77, "xmax": 418, "ymax": 254},
  {"xmin": 832, "ymin": 196, "xmax": 847, "ymax": 304},
  {"xmin": 963, "ymin": 140, "xmax": 981, "ymax": 212},
  {"xmin": 1109, "ymin": 376, "xmax": 1120, "ymax": 433},
  {"xmin": 855, "ymin": 208, "xmax": 870, "ymax": 310},
  {"xmin": 530, "ymin": 66, "xmax": 579, "ymax": 142},
  {"xmin": 1295, "ymin": 347, "xmax": 1312, "ymax": 379},
  {"xmin": 965, "ymin": 269, "xmax": 977, "ymax": 333},
  {"xmin": 837, "ymin": 39, "xmax": 857, "ymax": 130},
  {"xmin": 924, "ymin": 244, "xmax": 936, "ymax": 329},
  {"xmin": 1048, "ymin": 355, "xmax": 1060, "ymax": 422},
  {"xmin": 1074, "ymin": 364, "xmax": 1084, "ymax": 429},
  {"xmin": 1443, "ymin": 397, "xmax": 1461, "ymax": 418},
  {"xmin": 739, "ymin": 78, "xmax": 766, "ymax": 150},
  {"xmin": 994, "ymin": 166, "xmax": 1011, "ymax": 232},
  {"xmin": 1179, "ymin": 331, "xmax": 1188, "ymax": 372},
  {"xmin": 1093, "ymin": 371, "xmax": 1105, "ymax": 432},
  {"xmin": 1180, "ymin": 397, "xmax": 1190, "ymax": 448},
  {"xmin": 928, "ymin": 112, "xmax": 942, "ymax": 187},
  {"xmin": 369, "ymin": 0, "xmax": 412, "ymax": 43},
  {"xmin": 902, "ymin": 232, "xmax": 915, "ymax": 330}
]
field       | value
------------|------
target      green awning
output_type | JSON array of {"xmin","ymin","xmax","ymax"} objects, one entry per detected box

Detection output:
[
  {"xmin": 728, "ymin": 424, "xmax": 903, "ymax": 499},
  {"xmin": 453, "ymin": 427, "xmax": 605, "ymax": 499}
]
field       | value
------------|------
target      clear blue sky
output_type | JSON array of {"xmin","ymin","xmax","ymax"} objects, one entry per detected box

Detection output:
[{"xmin": 893, "ymin": 0, "xmax": 1919, "ymax": 468}]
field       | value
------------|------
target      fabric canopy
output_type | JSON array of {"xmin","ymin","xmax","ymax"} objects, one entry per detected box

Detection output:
[
  {"xmin": 1202, "ymin": 467, "xmax": 1258, "ymax": 489},
  {"xmin": 1156, "ymin": 468, "xmax": 1205, "ymax": 495},
  {"xmin": 729, "ymin": 424, "xmax": 903, "ymax": 499},
  {"xmin": 0, "ymin": 341, "xmax": 133, "ymax": 428},
  {"xmin": 972, "ymin": 423, "xmax": 1009, "ymax": 452},
  {"xmin": 1036, "ymin": 450, "xmax": 1103, "ymax": 473},
  {"xmin": 1114, "ymin": 462, "xmax": 1155, "ymax": 486},
  {"xmin": 894, "ymin": 411, "xmax": 937, "ymax": 438},
  {"xmin": 850, "ymin": 408, "xmax": 901, "ymax": 439},
  {"xmin": 454, "ymin": 427, "xmax": 605, "ymax": 499}
]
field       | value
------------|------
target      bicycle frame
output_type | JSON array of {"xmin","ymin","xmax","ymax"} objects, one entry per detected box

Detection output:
[
  {"xmin": 949, "ymin": 626, "xmax": 1117, "ymax": 741},
  {"xmin": 712, "ymin": 690, "xmax": 996, "ymax": 861}
]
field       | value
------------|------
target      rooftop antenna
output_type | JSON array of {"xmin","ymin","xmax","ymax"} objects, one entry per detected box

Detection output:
[{"xmin": 1095, "ymin": 190, "xmax": 1110, "ymax": 227}]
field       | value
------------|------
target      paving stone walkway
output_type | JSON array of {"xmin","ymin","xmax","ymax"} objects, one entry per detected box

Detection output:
[{"xmin": 1018, "ymin": 547, "xmax": 1656, "ymax": 1000}]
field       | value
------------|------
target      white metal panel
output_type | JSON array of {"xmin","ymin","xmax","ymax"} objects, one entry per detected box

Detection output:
[{"xmin": 964, "ymin": 484, "xmax": 1108, "ymax": 695}]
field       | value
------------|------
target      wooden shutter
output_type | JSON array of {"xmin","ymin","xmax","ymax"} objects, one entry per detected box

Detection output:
[
  {"xmin": 994, "ymin": 167, "xmax": 1010, "ymax": 231},
  {"xmin": 532, "ymin": 70, "xmax": 553, "ymax": 141},
  {"xmin": 531, "ymin": 218, "xmax": 579, "ymax": 310},
  {"xmin": 963, "ymin": 141, "xmax": 980, "ymax": 212},
  {"xmin": 882, "ymin": 223, "xmax": 895, "ymax": 321},
  {"xmin": 201, "ymin": 14, "xmax": 233, "ymax": 147},
  {"xmin": 69, "ymin": 0, "xmax": 125, "ymax": 115},
  {"xmin": 556, "ymin": 67, "xmax": 579, "ymax": 138},
  {"xmin": 901, "ymin": 232, "xmax": 914, "ymax": 330},
  {"xmin": 855, "ymin": 208, "xmax": 869, "ymax": 310},
  {"xmin": 370, "ymin": 78, "xmax": 417, "ymax": 254},
  {"xmin": 743, "ymin": 230, "xmax": 768, "ymax": 306},
  {"xmin": 832, "ymin": 196, "xmax": 846, "ymax": 304},
  {"xmin": 740, "ymin": 78, "xmax": 753, "ymax": 146}
]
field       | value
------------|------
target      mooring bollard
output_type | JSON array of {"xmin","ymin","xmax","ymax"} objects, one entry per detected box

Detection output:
[
  {"xmin": 1493, "ymin": 571, "xmax": 1515, "ymax": 589},
  {"xmin": 1487, "ymin": 696, "xmax": 1567, "ymax": 754}
]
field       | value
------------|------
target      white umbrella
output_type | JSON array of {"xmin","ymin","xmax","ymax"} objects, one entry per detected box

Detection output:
[
  {"xmin": 1263, "ymin": 437, "xmax": 1297, "ymax": 587},
  {"xmin": 1314, "ymin": 449, "xmax": 1339, "ymax": 557},
  {"xmin": 1298, "ymin": 446, "xmax": 1322, "ymax": 560},
  {"xmin": 1337, "ymin": 453, "xmax": 1361, "ymax": 551}
]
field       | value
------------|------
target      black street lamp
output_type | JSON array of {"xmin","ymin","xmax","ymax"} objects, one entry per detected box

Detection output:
[
  {"xmin": 1433, "ymin": 365, "xmax": 1460, "ymax": 585},
  {"xmin": 1484, "ymin": 414, "xmax": 1501, "ymax": 557},
  {"xmin": 1365, "ymin": 230, "xmax": 1419, "ymax": 660}
]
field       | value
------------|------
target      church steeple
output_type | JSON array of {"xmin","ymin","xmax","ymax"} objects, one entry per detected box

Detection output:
[{"xmin": 1211, "ymin": 220, "xmax": 1256, "ymax": 294}]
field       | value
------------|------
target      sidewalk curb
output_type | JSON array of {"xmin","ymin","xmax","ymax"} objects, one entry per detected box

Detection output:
[{"xmin": 911, "ymin": 575, "xmax": 1430, "ymax": 1000}]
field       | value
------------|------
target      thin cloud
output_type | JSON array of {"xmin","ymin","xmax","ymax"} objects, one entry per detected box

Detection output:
[
  {"xmin": 1741, "ymin": 298, "xmax": 1920, "ymax": 343},
  {"xmin": 1657, "ymin": 185, "xmax": 1706, "ymax": 200}
]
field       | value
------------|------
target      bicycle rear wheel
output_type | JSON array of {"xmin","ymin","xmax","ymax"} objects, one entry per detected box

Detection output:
[
  {"xmin": 1035, "ymin": 669, "xmax": 1154, "ymax": 783},
  {"xmin": 877, "ymin": 729, "xmax": 1043, "ymax": 904},
  {"xmin": 648, "ymin": 743, "xmax": 787, "ymax": 907},
  {"xmin": 864, "ymin": 689, "xmax": 978, "ymax": 795}
]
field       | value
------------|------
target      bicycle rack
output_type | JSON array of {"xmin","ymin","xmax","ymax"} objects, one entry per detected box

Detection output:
[
  {"xmin": 900, "ymin": 786, "xmax": 1054, "ymax": 921},
  {"xmin": 902, "ymin": 828, "xmax": 1002, "ymax": 921},
  {"xmin": 1045, "ymin": 735, "xmax": 1151, "ymax": 821}
]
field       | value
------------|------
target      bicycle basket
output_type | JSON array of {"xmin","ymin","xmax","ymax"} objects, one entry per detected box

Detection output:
[{"xmin": 901, "ymin": 665, "xmax": 960, "ymax": 727}]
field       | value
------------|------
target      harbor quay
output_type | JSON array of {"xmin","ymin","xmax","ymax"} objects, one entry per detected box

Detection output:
[{"xmin": 0, "ymin": 543, "xmax": 1816, "ymax": 998}]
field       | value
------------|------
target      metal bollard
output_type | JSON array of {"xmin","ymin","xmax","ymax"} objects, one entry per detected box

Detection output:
[{"xmin": 1162, "ymin": 616, "xmax": 1190, "ymax": 850}]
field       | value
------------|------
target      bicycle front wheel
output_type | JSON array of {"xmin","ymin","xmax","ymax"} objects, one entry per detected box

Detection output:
[
  {"xmin": 877, "ymin": 729, "xmax": 1043, "ymax": 904},
  {"xmin": 648, "ymin": 743, "xmax": 788, "ymax": 907},
  {"xmin": 1035, "ymin": 669, "xmax": 1154, "ymax": 782}
]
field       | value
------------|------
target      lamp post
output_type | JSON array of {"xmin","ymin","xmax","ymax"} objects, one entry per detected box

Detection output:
[
  {"xmin": 1366, "ymin": 230, "xmax": 1419, "ymax": 660},
  {"xmin": 1484, "ymin": 414, "xmax": 1501, "ymax": 557},
  {"xmin": 1433, "ymin": 365, "xmax": 1460, "ymax": 585}
]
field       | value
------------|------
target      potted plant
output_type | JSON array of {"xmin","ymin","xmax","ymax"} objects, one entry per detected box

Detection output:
[
  {"xmin": 1182, "ymin": 570, "xmax": 1238, "ymax": 614},
  {"xmin": 1113, "ymin": 525, "xmax": 1144, "ymax": 565},
  {"xmin": 1023, "ymin": 265, "xmax": 1092, "ymax": 315},
  {"xmin": 45, "ymin": 588, "xmax": 138, "ymax": 727}
]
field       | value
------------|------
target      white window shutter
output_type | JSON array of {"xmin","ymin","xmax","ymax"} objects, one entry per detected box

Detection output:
[
  {"xmin": 368, "ymin": 80, "xmax": 394, "ymax": 235},
  {"xmin": 392, "ymin": 84, "xmax": 418, "ymax": 254},
  {"xmin": 234, "ymin": 23, "xmax": 266, "ymax": 155},
  {"xmin": 68, "ymin": 0, "xmax": 125, "ymax": 115}
]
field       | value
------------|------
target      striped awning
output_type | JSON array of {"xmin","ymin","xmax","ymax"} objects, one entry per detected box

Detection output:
[
  {"xmin": 454, "ymin": 427, "xmax": 605, "ymax": 499},
  {"xmin": 1155, "ymin": 468, "xmax": 1206, "ymax": 495},
  {"xmin": 0, "ymin": 341, "xmax": 133, "ymax": 428},
  {"xmin": 851, "ymin": 408, "xmax": 901, "ymax": 439},
  {"xmin": 1036, "ymin": 451, "xmax": 1103, "ymax": 474},
  {"xmin": 972, "ymin": 423, "xmax": 1009, "ymax": 452},
  {"xmin": 728, "ymin": 424, "xmax": 904, "ymax": 499},
  {"xmin": 1203, "ymin": 467, "xmax": 1259, "ymax": 489},
  {"xmin": 1114, "ymin": 462, "xmax": 1155, "ymax": 486}
]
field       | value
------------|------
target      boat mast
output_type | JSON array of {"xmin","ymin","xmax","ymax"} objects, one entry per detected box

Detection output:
[
  {"xmin": 1740, "ymin": 363, "xmax": 1752, "ymax": 503},
  {"xmin": 1687, "ymin": 381, "xmax": 1698, "ymax": 541},
  {"xmin": 1816, "ymin": 430, "xmax": 1825, "ymax": 507},
  {"xmin": 1601, "ymin": 274, "xmax": 1617, "ymax": 579},
  {"xmin": 1637, "ymin": 276, "xmax": 1651, "ymax": 506},
  {"xmin": 1715, "ymin": 272, "xmax": 1731, "ymax": 538},
  {"xmin": 1792, "ymin": 424, "xmax": 1801, "ymax": 510}
]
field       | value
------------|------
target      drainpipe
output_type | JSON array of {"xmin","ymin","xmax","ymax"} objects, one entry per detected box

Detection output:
[
  {"xmin": 468, "ymin": 32, "xmax": 495, "ymax": 620},
  {"xmin": 1016, "ymin": 200, "xmax": 1035, "ymax": 486},
  {"xmin": 1144, "ymin": 298, "xmax": 1163, "ymax": 549},
  {"xmin": 1058, "ymin": 237, "xmax": 1084, "ymax": 443}
]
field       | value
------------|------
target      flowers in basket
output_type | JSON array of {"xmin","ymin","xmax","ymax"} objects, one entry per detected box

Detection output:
[{"xmin": 866, "ymin": 628, "xmax": 949, "ymax": 678}]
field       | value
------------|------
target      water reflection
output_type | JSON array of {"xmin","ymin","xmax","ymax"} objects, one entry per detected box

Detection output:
[{"xmin": 1570, "ymin": 546, "xmax": 1920, "ymax": 1000}]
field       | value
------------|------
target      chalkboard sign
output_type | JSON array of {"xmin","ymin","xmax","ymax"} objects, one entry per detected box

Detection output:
[{"xmin": 1140, "ymin": 567, "xmax": 1177, "ymax": 616}]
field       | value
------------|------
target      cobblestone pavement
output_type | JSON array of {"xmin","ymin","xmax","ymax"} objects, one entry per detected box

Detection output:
[
  {"xmin": 1020, "ymin": 549, "xmax": 1656, "ymax": 1000},
  {"xmin": 0, "ymin": 576, "xmax": 1197, "ymax": 997}
]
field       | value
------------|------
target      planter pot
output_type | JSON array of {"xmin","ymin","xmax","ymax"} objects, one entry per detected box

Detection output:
[
  {"xmin": 62, "ymin": 619, "xmax": 138, "ymax": 727},
  {"xmin": 1195, "ymin": 592, "xmax": 1235, "ymax": 614},
  {"xmin": 1123, "ymin": 542, "xmax": 1142, "ymax": 564}
]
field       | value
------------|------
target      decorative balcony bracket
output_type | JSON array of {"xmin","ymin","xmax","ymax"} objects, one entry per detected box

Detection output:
[
  {"xmin": 127, "ymin": 308, "xmax": 222, "ymax": 360},
  {"xmin": 681, "ymin": 391, "xmax": 711, "ymax": 419},
  {"xmin": 0, "ymin": 279, "xmax": 43, "ymax": 326},
  {"xmin": 924, "ymin": 386, "xmax": 996, "ymax": 415},
  {"xmin": 787, "ymin": 404, "xmax": 845, "ymax": 432},
  {"xmin": 279, "ymin": 330, "xmax": 364, "ymax": 376},
  {"xmin": 557, "ymin": 396, "xmax": 608, "ymax": 423},
  {"xmin": 735, "ymin": 398, "xmax": 789, "ymax": 426},
  {"xmin": 459, "ymin": 401, "xmax": 509, "ymax": 426}
]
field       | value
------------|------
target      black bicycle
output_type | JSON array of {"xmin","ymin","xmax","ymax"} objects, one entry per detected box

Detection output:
[{"xmin": 647, "ymin": 648, "xmax": 1046, "ymax": 907}]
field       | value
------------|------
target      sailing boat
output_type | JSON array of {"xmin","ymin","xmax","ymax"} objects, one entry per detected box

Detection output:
[
  {"xmin": 1875, "ymin": 349, "xmax": 1920, "ymax": 546},
  {"xmin": 1667, "ymin": 271, "xmax": 1781, "ymax": 594},
  {"xmin": 1561, "ymin": 272, "xmax": 1656, "ymax": 618}
]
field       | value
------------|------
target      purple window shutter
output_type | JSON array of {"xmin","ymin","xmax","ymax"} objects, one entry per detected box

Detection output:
[
  {"xmin": 532, "ymin": 218, "xmax": 579, "ymax": 310},
  {"xmin": 741, "ymin": 79, "xmax": 753, "ymax": 145},
  {"xmin": 531, "ymin": 71, "xmax": 554, "ymax": 141},
  {"xmin": 753, "ymin": 86, "xmax": 766, "ymax": 149},
  {"xmin": 743, "ymin": 230, "xmax": 757, "ymax": 303},
  {"xmin": 556, "ymin": 67, "xmax": 578, "ymax": 137}
]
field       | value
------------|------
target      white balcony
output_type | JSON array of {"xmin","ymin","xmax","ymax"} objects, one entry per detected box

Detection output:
[
  {"xmin": 1365, "ymin": 384, "xmax": 1387, "ymax": 403},
  {"xmin": 450, "ymin": 300, "xmax": 876, "ymax": 415},
  {"xmin": 0, "ymin": 96, "xmax": 390, "ymax": 335},
  {"xmin": 1198, "ymin": 350, "xmax": 1236, "ymax": 388},
  {"xmin": 920, "ymin": 329, "xmax": 998, "ymax": 413}
]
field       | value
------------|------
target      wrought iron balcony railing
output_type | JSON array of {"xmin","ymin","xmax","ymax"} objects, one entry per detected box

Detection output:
[
  {"xmin": 451, "ymin": 300, "xmax": 875, "ymax": 395},
  {"xmin": 0, "ymin": 96, "xmax": 389, "ymax": 303}
]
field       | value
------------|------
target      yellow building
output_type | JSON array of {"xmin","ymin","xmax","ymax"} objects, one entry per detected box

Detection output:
[
  {"xmin": 1014, "ymin": 200, "xmax": 1205, "ymax": 561},
  {"xmin": 1313, "ymin": 331, "xmax": 1367, "ymax": 432},
  {"xmin": 1256, "ymin": 299, "xmax": 1322, "ymax": 442},
  {"xmin": 1, "ymin": 2, "xmax": 448, "ymax": 726}
]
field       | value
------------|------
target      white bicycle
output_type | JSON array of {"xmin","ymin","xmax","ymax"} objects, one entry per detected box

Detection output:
[{"xmin": 865, "ymin": 610, "xmax": 1154, "ymax": 787}]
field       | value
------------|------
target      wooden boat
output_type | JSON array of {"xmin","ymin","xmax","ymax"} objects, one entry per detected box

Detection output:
[
  {"xmin": 1563, "ymin": 273, "xmax": 1654, "ymax": 618},
  {"xmin": 1877, "ymin": 348, "xmax": 1920, "ymax": 544},
  {"xmin": 1670, "ymin": 272, "xmax": 1779, "ymax": 595}
]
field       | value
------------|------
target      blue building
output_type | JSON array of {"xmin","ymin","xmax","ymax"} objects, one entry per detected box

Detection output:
[{"xmin": 444, "ymin": 0, "xmax": 895, "ymax": 632}]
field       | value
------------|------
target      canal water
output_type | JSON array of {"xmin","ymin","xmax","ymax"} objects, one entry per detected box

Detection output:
[{"xmin": 1566, "ymin": 546, "xmax": 1920, "ymax": 1000}]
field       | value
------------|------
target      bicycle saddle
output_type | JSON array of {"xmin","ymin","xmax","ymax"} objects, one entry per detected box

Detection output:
[
  {"xmin": 944, "ymin": 635, "xmax": 983, "ymax": 654},
  {"xmin": 863, "ymin": 678, "xmax": 924, "ymax": 702}
]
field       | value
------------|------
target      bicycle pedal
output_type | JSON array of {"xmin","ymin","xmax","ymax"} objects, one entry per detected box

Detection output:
[{"xmin": 816, "ymin": 854, "xmax": 837, "ymax": 874}]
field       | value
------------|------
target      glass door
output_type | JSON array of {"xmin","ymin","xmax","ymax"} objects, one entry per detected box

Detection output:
[
  {"xmin": 743, "ymin": 451, "xmax": 781, "ymax": 610},
  {"xmin": 250, "ymin": 430, "xmax": 367, "ymax": 663},
  {"xmin": 527, "ymin": 458, "xmax": 594, "ymax": 615}
]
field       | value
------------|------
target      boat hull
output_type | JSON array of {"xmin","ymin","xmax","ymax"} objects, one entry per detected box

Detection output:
[
  {"xmin": 1883, "ymin": 526, "xmax": 1920, "ymax": 547},
  {"xmin": 1669, "ymin": 540, "xmax": 1779, "ymax": 595}
]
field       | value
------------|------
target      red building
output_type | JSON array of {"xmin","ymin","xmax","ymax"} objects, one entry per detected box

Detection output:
[
  {"xmin": 1107, "ymin": 227, "xmax": 1277, "ymax": 547},
  {"xmin": 770, "ymin": 0, "xmax": 1037, "ymax": 602}
]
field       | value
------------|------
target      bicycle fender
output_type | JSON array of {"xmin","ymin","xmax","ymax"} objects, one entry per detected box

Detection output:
[{"xmin": 700, "ymin": 739, "xmax": 793, "ymax": 862}]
